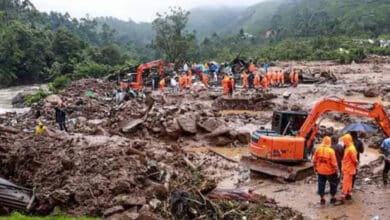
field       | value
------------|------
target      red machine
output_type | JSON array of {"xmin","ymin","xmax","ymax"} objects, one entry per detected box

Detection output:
[
  {"xmin": 120, "ymin": 59, "xmax": 164, "ymax": 91},
  {"xmin": 244, "ymin": 98, "xmax": 390, "ymax": 180}
]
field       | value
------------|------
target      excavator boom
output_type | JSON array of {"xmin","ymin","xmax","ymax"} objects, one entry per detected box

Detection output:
[{"xmin": 245, "ymin": 98, "xmax": 390, "ymax": 181}]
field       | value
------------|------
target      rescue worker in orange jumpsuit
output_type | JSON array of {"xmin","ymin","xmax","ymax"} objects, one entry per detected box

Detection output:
[
  {"xmin": 159, "ymin": 78, "xmax": 165, "ymax": 93},
  {"xmin": 338, "ymin": 134, "xmax": 358, "ymax": 204},
  {"xmin": 294, "ymin": 71, "xmax": 299, "ymax": 87},
  {"xmin": 280, "ymin": 70, "xmax": 285, "ymax": 86},
  {"xmin": 271, "ymin": 70, "xmax": 278, "ymax": 87},
  {"xmin": 289, "ymin": 70, "xmax": 295, "ymax": 85},
  {"xmin": 253, "ymin": 72, "xmax": 260, "ymax": 89},
  {"xmin": 187, "ymin": 70, "xmax": 192, "ymax": 87},
  {"xmin": 178, "ymin": 75, "xmax": 183, "ymax": 90},
  {"xmin": 202, "ymin": 72, "xmax": 209, "ymax": 88},
  {"xmin": 222, "ymin": 75, "xmax": 230, "ymax": 95},
  {"xmin": 261, "ymin": 75, "xmax": 268, "ymax": 90},
  {"xmin": 313, "ymin": 136, "xmax": 339, "ymax": 205},
  {"xmin": 182, "ymin": 74, "xmax": 188, "ymax": 89},
  {"xmin": 266, "ymin": 70, "xmax": 272, "ymax": 86},
  {"xmin": 242, "ymin": 71, "xmax": 248, "ymax": 90}
]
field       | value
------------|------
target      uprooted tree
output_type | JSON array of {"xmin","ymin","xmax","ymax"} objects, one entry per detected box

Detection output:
[{"xmin": 151, "ymin": 7, "xmax": 196, "ymax": 66}]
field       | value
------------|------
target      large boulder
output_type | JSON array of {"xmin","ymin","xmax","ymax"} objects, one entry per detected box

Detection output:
[
  {"xmin": 45, "ymin": 94, "xmax": 62, "ymax": 105},
  {"xmin": 164, "ymin": 119, "xmax": 182, "ymax": 138},
  {"xmin": 363, "ymin": 87, "xmax": 380, "ymax": 97},
  {"xmin": 177, "ymin": 114, "xmax": 197, "ymax": 134},
  {"xmin": 197, "ymin": 118, "xmax": 221, "ymax": 133}
]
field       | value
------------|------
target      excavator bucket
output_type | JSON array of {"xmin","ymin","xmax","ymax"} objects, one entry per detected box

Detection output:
[{"xmin": 241, "ymin": 156, "xmax": 313, "ymax": 181}]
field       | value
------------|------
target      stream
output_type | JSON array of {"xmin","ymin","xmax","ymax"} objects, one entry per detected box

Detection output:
[{"xmin": 0, "ymin": 85, "xmax": 46, "ymax": 114}]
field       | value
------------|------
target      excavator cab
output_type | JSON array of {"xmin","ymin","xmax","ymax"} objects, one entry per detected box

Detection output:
[
  {"xmin": 250, "ymin": 111, "xmax": 309, "ymax": 162},
  {"xmin": 272, "ymin": 111, "xmax": 308, "ymax": 136}
]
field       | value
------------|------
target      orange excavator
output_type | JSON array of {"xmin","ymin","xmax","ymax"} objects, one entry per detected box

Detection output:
[
  {"xmin": 120, "ymin": 59, "xmax": 164, "ymax": 91},
  {"xmin": 242, "ymin": 98, "xmax": 390, "ymax": 180}
]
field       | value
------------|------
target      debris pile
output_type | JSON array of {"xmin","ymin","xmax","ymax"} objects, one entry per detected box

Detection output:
[{"xmin": 0, "ymin": 78, "xmax": 300, "ymax": 219}]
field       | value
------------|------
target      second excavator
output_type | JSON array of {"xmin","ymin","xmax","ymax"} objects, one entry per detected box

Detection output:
[{"xmin": 242, "ymin": 98, "xmax": 390, "ymax": 181}]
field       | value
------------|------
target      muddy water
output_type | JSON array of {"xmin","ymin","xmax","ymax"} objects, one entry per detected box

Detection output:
[{"xmin": 0, "ymin": 85, "xmax": 46, "ymax": 114}]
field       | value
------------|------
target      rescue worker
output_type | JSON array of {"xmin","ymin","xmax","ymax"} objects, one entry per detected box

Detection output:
[
  {"xmin": 178, "ymin": 75, "xmax": 183, "ymax": 91},
  {"xmin": 380, "ymin": 137, "xmax": 390, "ymax": 185},
  {"xmin": 248, "ymin": 72, "xmax": 254, "ymax": 89},
  {"xmin": 202, "ymin": 72, "xmax": 209, "ymax": 88},
  {"xmin": 261, "ymin": 75, "xmax": 268, "ymax": 90},
  {"xmin": 313, "ymin": 136, "xmax": 339, "ymax": 204},
  {"xmin": 182, "ymin": 73, "xmax": 188, "ymax": 89},
  {"xmin": 337, "ymin": 134, "xmax": 358, "ymax": 204},
  {"xmin": 242, "ymin": 71, "xmax": 248, "ymax": 90},
  {"xmin": 331, "ymin": 135, "xmax": 344, "ymax": 175},
  {"xmin": 253, "ymin": 72, "xmax": 260, "ymax": 89},
  {"xmin": 227, "ymin": 77, "xmax": 234, "ymax": 97},
  {"xmin": 294, "ymin": 71, "xmax": 299, "ymax": 87},
  {"xmin": 278, "ymin": 70, "xmax": 284, "ymax": 87},
  {"xmin": 187, "ymin": 70, "xmax": 192, "ymax": 87},
  {"xmin": 222, "ymin": 75, "xmax": 230, "ymax": 95},
  {"xmin": 272, "ymin": 70, "xmax": 278, "ymax": 87},
  {"xmin": 159, "ymin": 78, "xmax": 165, "ymax": 93},
  {"xmin": 55, "ymin": 105, "xmax": 67, "ymax": 132},
  {"xmin": 170, "ymin": 76, "xmax": 178, "ymax": 94},
  {"xmin": 266, "ymin": 70, "xmax": 272, "ymax": 85},
  {"xmin": 289, "ymin": 69, "xmax": 295, "ymax": 86},
  {"xmin": 35, "ymin": 121, "xmax": 47, "ymax": 135},
  {"xmin": 350, "ymin": 131, "xmax": 364, "ymax": 188}
]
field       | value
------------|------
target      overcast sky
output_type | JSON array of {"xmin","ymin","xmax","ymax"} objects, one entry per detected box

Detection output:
[{"xmin": 31, "ymin": 0, "xmax": 262, "ymax": 22}]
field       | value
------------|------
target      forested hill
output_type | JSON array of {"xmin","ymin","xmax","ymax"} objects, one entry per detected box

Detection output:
[{"xmin": 186, "ymin": 0, "xmax": 390, "ymax": 39}]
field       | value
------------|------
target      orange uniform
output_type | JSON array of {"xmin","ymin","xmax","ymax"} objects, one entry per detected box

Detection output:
[
  {"xmin": 222, "ymin": 76, "xmax": 229, "ymax": 95},
  {"xmin": 178, "ymin": 76, "xmax": 183, "ymax": 90},
  {"xmin": 182, "ymin": 75, "xmax": 188, "ymax": 88},
  {"xmin": 271, "ymin": 71, "xmax": 278, "ymax": 86},
  {"xmin": 187, "ymin": 70, "xmax": 192, "ymax": 86},
  {"xmin": 159, "ymin": 79, "xmax": 165, "ymax": 92},
  {"xmin": 294, "ymin": 72, "xmax": 299, "ymax": 85},
  {"xmin": 341, "ymin": 134, "xmax": 358, "ymax": 197},
  {"xmin": 266, "ymin": 70, "xmax": 272, "ymax": 83},
  {"xmin": 289, "ymin": 71, "xmax": 295, "ymax": 84},
  {"xmin": 313, "ymin": 136, "xmax": 338, "ymax": 175},
  {"xmin": 202, "ymin": 73, "xmax": 209, "ymax": 88},
  {"xmin": 242, "ymin": 72, "xmax": 248, "ymax": 89},
  {"xmin": 280, "ymin": 71, "xmax": 285, "ymax": 85},
  {"xmin": 254, "ymin": 74, "xmax": 260, "ymax": 88},
  {"xmin": 261, "ymin": 75, "xmax": 268, "ymax": 89}
]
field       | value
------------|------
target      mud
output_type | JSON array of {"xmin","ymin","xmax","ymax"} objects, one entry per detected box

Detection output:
[{"xmin": 1, "ymin": 55, "xmax": 390, "ymax": 219}]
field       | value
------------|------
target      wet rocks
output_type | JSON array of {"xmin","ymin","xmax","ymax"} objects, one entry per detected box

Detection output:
[
  {"xmin": 197, "ymin": 118, "xmax": 220, "ymax": 133},
  {"xmin": 177, "ymin": 113, "xmax": 198, "ymax": 134},
  {"xmin": 363, "ymin": 87, "xmax": 380, "ymax": 97}
]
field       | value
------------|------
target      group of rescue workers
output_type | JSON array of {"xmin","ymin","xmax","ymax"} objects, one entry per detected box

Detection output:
[
  {"xmin": 313, "ymin": 133, "xmax": 390, "ymax": 205},
  {"xmin": 157, "ymin": 62, "xmax": 300, "ymax": 95}
]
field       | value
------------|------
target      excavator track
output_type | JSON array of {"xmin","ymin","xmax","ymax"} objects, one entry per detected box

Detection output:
[{"xmin": 241, "ymin": 155, "xmax": 313, "ymax": 181}]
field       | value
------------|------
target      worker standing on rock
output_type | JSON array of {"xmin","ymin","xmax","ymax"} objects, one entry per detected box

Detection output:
[
  {"xmin": 227, "ymin": 77, "xmax": 234, "ymax": 97},
  {"xmin": 159, "ymin": 78, "xmax": 165, "ymax": 93},
  {"xmin": 313, "ymin": 136, "xmax": 339, "ymax": 205},
  {"xmin": 289, "ymin": 69, "xmax": 295, "ymax": 86},
  {"xmin": 202, "ymin": 72, "xmax": 209, "ymax": 89},
  {"xmin": 337, "ymin": 134, "xmax": 358, "ymax": 204},
  {"xmin": 261, "ymin": 75, "xmax": 268, "ymax": 90},
  {"xmin": 254, "ymin": 72, "xmax": 260, "ymax": 89},
  {"xmin": 266, "ymin": 70, "xmax": 272, "ymax": 86},
  {"xmin": 55, "ymin": 105, "xmax": 67, "ymax": 132},
  {"xmin": 242, "ymin": 71, "xmax": 248, "ymax": 90},
  {"xmin": 278, "ymin": 70, "xmax": 284, "ymax": 87},
  {"xmin": 380, "ymin": 137, "xmax": 390, "ymax": 185},
  {"xmin": 272, "ymin": 70, "xmax": 278, "ymax": 87},
  {"xmin": 222, "ymin": 75, "xmax": 229, "ymax": 95},
  {"xmin": 248, "ymin": 72, "xmax": 254, "ymax": 89},
  {"xmin": 170, "ymin": 76, "xmax": 178, "ymax": 94},
  {"xmin": 187, "ymin": 70, "xmax": 192, "ymax": 87}
]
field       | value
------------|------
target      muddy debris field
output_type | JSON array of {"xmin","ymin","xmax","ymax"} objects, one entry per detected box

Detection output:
[{"xmin": 0, "ymin": 56, "xmax": 390, "ymax": 219}]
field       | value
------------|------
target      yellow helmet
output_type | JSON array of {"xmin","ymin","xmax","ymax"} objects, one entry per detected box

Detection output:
[{"xmin": 38, "ymin": 122, "xmax": 44, "ymax": 126}]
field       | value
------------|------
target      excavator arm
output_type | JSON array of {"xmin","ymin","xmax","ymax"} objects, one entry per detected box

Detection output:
[
  {"xmin": 133, "ymin": 59, "xmax": 164, "ymax": 90},
  {"xmin": 298, "ymin": 98, "xmax": 390, "ymax": 148}
]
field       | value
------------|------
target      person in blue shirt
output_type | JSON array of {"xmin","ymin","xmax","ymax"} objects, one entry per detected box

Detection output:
[{"xmin": 381, "ymin": 138, "xmax": 390, "ymax": 185}]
